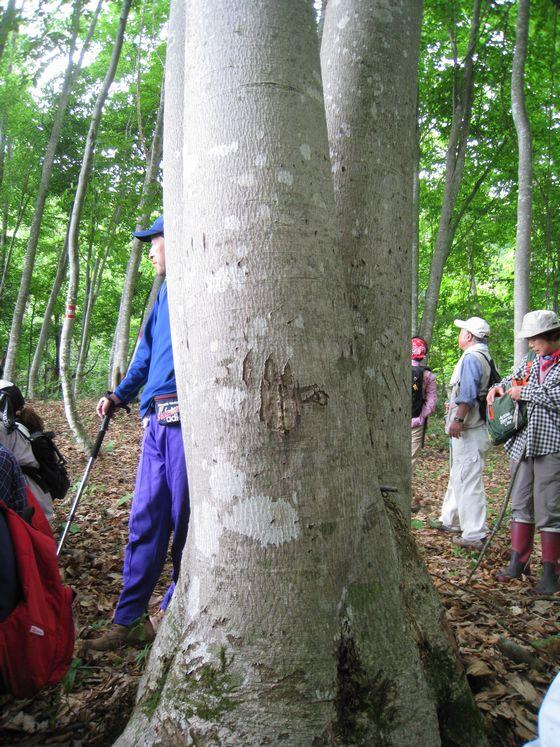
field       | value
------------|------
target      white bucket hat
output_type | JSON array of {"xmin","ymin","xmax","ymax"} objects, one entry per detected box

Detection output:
[
  {"xmin": 454, "ymin": 316, "xmax": 490, "ymax": 338},
  {"xmin": 516, "ymin": 310, "xmax": 560, "ymax": 339}
]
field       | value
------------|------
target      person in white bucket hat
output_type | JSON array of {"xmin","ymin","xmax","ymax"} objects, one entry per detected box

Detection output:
[
  {"xmin": 488, "ymin": 309, "xmax": 560, "ymax": 594},
  {"xmin": 432, "ymin": 317, "xmax": 496, "ymax": 550}
]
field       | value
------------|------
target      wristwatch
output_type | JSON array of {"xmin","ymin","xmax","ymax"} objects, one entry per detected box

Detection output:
[{"xmin": 453, "ymin": 416, "xmax": 464, "ymax": 423}]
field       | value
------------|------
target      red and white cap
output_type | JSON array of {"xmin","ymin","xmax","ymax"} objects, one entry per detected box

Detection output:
[{"xmin": 411, "ymin": 337, "xmax": 427, "ymax": 360}]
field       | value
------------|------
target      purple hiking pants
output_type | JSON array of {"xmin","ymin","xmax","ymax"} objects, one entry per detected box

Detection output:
[{"xmin": 114, "ymin": 415, "xmax": 190, "ymax": 627}]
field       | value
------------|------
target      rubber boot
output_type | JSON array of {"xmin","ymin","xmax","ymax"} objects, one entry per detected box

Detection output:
[
  {"xmin": 533, "ymin": 531, "xmax": 560, "ymax": 594},
  {"xmin": 496, "ymin": 521, "xmax": 534, "ymax": 582}
]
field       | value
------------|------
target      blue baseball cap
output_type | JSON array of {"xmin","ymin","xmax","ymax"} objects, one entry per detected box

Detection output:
[{"xmin": 133, "ymin": 215, "xmax": 164, "ymax": 242}]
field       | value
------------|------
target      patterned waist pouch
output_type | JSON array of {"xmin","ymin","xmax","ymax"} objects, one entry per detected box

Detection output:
[{"xmin": 153, "ymin": 394, "xmax": 180, "ymax": 426}]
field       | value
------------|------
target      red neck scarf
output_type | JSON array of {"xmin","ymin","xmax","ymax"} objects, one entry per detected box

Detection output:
[{"xmin": 540, "ymin": 349, "xmax": 560, "ymax": 374}]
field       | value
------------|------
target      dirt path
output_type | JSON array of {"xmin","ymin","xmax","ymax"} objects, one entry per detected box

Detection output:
[{"xmin": 0, "ymin": 405, "xmax": 558, "ymax": 745}]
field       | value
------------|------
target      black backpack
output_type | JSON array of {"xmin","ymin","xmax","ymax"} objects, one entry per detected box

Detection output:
[
  {"xmin": 412, "ymin": 366, "xmax": 428, "ymax": 418},
  {"xmin": 18, "ymin": 429, "xmax": 71, "ymax": 501},
  {"xmin": 475, "ymin": 353, "xmax": 501, "ymax": 422}
]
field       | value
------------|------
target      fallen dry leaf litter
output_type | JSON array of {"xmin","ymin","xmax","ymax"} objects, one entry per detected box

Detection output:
[{"xmin": 0, "ymin": 404, "xmax": 557, "ymax": 745}]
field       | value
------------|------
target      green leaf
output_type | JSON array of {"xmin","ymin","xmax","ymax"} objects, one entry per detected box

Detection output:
[{"xmin": 117, "ymin": 492, "xmax": 133, "ymax": 506}]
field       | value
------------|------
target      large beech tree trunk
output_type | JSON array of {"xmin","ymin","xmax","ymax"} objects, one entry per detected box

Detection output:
[
  {"xmin": 512, "ymin": 0, "xmax": 532, "ymax": 365},
  {"xmin": 60, "ymin": 0, "xmax": 132, "ymax": 453},
  {"xmin": 418, "ymin": 0, "xmax": 481, "ymax": 345},
  {"xmin": 118, "ymin": 2, "xmax": 485, "ymax": 744},
  {"xmin": 322, "ymin": 0, "xmax": 419, "ymax": 510},
  {"xmin": 321, "ymin": 3, "xmax": 485, "ymax": 742}
]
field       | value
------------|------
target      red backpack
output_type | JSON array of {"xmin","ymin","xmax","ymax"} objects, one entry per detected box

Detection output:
[{"xmin": 0, "ymin": 491, "xmax": 74, "ymax": 697}]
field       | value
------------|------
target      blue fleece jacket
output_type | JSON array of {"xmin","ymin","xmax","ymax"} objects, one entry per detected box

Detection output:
[{"xmin": 114, "ymin": 282, "xmax": 177, "ymax": 417}]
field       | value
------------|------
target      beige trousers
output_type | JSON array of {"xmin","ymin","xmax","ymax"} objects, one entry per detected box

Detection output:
[{"xmin": 411, "ymin": 424, "xmax": 425, "ymax": 472}]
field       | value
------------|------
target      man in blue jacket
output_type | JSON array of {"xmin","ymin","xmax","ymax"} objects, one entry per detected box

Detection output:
[{"xmin": 87, "ymin": 216, "xmax": 190, "ymax": 651}]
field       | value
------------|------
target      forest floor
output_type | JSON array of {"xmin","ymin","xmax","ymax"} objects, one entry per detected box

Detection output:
[{"xmin": 0, "ymin": 402, "xmax": 558, "ymax": 746}]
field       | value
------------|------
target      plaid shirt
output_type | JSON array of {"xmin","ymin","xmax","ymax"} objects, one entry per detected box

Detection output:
[
  {"xmin": 501, "ymin": 354, "xmax": 560, "ymax": 461},
  {"xmin": 0, "ymin": 443, "xmax": 28, "ymax": 516}
]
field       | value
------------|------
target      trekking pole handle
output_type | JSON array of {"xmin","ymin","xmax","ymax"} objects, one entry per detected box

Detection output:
[{"xmin": 90, "ymin": 401, "xmax": 131, "ymax": 459}]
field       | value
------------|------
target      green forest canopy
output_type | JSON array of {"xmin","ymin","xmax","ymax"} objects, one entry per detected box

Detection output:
[{"xmin": 0, "ymin": 0, "xmax": 558, "ymax": 398}]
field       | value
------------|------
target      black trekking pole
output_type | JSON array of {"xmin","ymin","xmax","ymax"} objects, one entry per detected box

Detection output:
[
  {"xmin": 466, "ymin": 456, "xmax": 523, "ymax": 584},
  {"xmin": 57, "ymin": 402, "xmax": 129, "ymax": 556}
]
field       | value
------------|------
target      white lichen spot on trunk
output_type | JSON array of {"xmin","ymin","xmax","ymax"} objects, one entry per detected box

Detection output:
[
  {"xmin": 258, "ymin": 204, "xmax": 271, "ymax": 219},
  {"xmin": 277, "ymin": 169, "xmax": 294, "ymax": 185},
  {"xmin": 205, "ymin": 263, "xmax": 246, "ymax": 293},
  {"xmin": 300, "ymin": 143, "xmax": 312, "ymax": 160},
  {"xmin": 186, "ymin": 575, "xmax": 201, "ymax": 618},
  {"xmin": 337, "ymin": 14, "xmax": 350, "ymax": 29},
  {"xmin": 224, "ymin": 215, "xmax": 241, "ymax": 231},
  {"xmin": 194, "ymin": 500, "xmax": 221, "ymax": 557},
  {"xmin": 224, "ymin": 495, "xmax": 300, "ymax": 547},
  {"xmin": 252, "ymin": 315, "xmax": 268, "ymax": 336},
  {"xmin": 216, "ymin": 386, "xmax": 247, "ymax": 412},
  {"xmin": 209, "ymin": 459, "xmax": 247, "ymax": 502},
  {"xmin": 237, "ymin": 172, "xmax": 256, "ymax": 187},
  {"xmin": 208, "ymin": 141, "xmax": 239, "ymax": 157}
]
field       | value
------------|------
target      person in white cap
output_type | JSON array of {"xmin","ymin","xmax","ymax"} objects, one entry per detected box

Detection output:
[
  {"xmin": 488, "ymin": 309, "xmax": 560, "ymax": 594},
  {"xmin": 432, "ymin": 316, "xmax": 495, "ymax": 550}
]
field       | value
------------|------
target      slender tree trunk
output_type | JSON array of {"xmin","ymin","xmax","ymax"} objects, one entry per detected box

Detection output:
[
  {"xmin": 411, "ymin": 109, "xmax": 420, "ymax": 336},
  {"xmin": 110, "ymin": 83, "xmax": 164, "ymax": 389},
  {"xmin": 512, "ymin": 0, "xmax": 532, "ymax": 364},
  {"xmin": 28, "ymin": 237, "xmax": 68, "ymax": 399},
  {"xmin": 544, "ymin": 6, "xmax": 557, "ymax": 309},
  {"xmin": 0, "ymin": 180, "xmax": 29, "ymax": 307},
  {"xmin": 0, "ymin": 0, "xmax": 16, "ymax": 64},
  {"xmin": 418, "ymin": 0, "xmax": 481, "ymax": 345},
  {"xmin": 119, "ymin": 2, "xmax": 485, "ymax": 744},
  {"xmin": 74, "ymin": 228, "xmax": 113, "ymax": 395},
  {"xmin": 60, "ymin": 0, "xmax": 132, "ymax": 453},
  {"xmin": 3, "ymin": 0, "xmax": 82, "ymax": 381}
]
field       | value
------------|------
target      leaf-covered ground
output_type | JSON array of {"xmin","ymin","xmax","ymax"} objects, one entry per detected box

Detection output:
[{"xmin": 0, "ymin": 404, "xmax": 558, "ymax": 745}]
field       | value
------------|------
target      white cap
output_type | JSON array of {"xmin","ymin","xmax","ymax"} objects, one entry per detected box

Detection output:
[
  {"xmin": 516, "ymin": 310, "xmax": 560, "ymax": 339},
  {"xmin": 454, "ymin": 316, "xmax": 490, "ymax": 338}
]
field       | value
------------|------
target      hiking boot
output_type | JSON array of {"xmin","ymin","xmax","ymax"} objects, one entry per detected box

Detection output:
[
  {"xmin": 83, "ymin": 620, "xmax": 155, "ymax": 652},
  {"xmin": 149, "ymin": 608, "xmax": 165, "ymax": 633},
  {"xmin": 531, "ymin": 532, "xmax": 560, "ymax": 595},
  {"xmin": 428, "ymin": 519, "xmax": 460, "ymax": 534},
  {"xmin": 496, "ymin": 522, "xmax": 534, "ymax": 583},
  {"xmin": 531, "ymin": 562, "xmax": 560, "ymax": 595},
  {"xmin": 452, "ymin": 535, "xmax": 486, "ymax": 552},
  {"xmin": 496, "ymin": 551, "xmax": 531, "ymax": 582}
]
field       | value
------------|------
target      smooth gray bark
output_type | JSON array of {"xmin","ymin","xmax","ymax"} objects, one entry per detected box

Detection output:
[
  {"xmin": 322, "ymin": 0, "xmax": 421, "ymax": 510},
  {"xmin": 110, "ymin": 84, "xmax": 164, "ymax": 390},
  {"xmin": 418, "ymin": 0, "xmax": 481, "ymax": 346},
  {"xmin": 512, "ymin": 0, "xmax": 532, "ymax": 365},
  {"xmin": 321, "ymin": 3, "xmax": 486, "ymax": 742},
  {"xmin": 115, "ymin": 1, "xmax": 478, "ymax": 744},
  {"xmin": 60, "ymin": 0, "xmax": 132, "ymax": 453}
]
